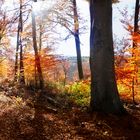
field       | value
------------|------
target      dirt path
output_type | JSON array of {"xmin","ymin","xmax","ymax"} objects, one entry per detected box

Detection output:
[{"xmin": 0, "ymin": 93, "xmax": 140, "ymax": 140}]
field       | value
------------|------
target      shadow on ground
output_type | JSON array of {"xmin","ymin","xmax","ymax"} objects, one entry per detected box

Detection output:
[{"xmin": 0, "ymin": 89, "xmax": 140, "ymax": 140}]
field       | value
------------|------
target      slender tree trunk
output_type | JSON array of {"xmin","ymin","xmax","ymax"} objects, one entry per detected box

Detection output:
[
  {"xmin": 31, "ymin": 11, "xmax": 44, "ymax": 89},
  {"xmin": 73, "ymin": 0, "xmax": 84, "ymax": 80},
  {"xmin": 14, "ymin": 0, "xmax": 25, "ymax": 84},
  {"xmin": 89, "ymin": 0, "xmax": 125, "ymax": 114},
  {"xmin": 14, "ymin": 25, "xmax": 20, "ymax": 81},
  {"xmin": 63, "ymin": 66, "xmax": 67, "ymax": 86},
  {"xmin": 39, "ymin": 24, "xmax": 42, "ymax": 52},
  {"xmin": 34, "ymin": 63, "xmax": 38, "ymax": 88},
  {"xmin": 19, "ymin": 0, "xmax": 25, "ymax": 84},
  {"xmin": 132, "ymin": 0, "xmax": 139, "ymax": 104},
  {"xmin": 19, "ymin": 38, "xmax": 25, "ymax": 83}
]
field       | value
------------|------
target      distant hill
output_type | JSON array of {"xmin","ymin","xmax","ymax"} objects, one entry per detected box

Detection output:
[{"xmin": 63, "ymin": 56, "xmax": 90, "ymax": 82}]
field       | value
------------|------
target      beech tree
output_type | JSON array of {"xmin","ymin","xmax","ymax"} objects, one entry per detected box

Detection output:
[
  {"xmin": 73, "ymin": 0, "xmax": 84, "ymax": 80},
  {"xmin": 89, "ymin": 0, "xmax": 125, "ymax": 114}
]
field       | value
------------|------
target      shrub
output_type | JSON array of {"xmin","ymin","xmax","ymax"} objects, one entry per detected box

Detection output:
[{"xmin": 65, "ymin": 80, "xmax": 90, "ymax": 106}]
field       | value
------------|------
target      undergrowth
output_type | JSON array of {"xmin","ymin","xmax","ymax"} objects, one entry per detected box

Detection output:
[{"xmin": 45, "ymin": 80, "xmax": 90, "ymax": 106}]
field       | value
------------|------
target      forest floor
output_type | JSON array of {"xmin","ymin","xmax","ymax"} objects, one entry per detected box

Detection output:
[{"xmin": 0, "ymin": 83, "xmax": 140, "ymax": 140}]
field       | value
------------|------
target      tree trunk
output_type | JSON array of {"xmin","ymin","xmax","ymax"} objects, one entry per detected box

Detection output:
[
  {"xmin": 19, "ymin": 0, "xmax": 25, "ymax": 84},
  {"xmin": 19, "ymin": 38, "xmax": 25, "ymax": 83},
  {"xmin": 134, "ymin": 0, "xmax": 139, "ymax": 32},
  {"xmin": 132, "ymin": 0, "xmax": 139, "ymax": 104},
  {"xmin": 73, "ymin": 0, "xmax": 84, "ymax": 80},
  {"xmin": 14, "ymin": 25, "xmax": 20, "ymax": 81},
  {"xmin": 32, "ymin": 11, "xmax": 44, "ymax": 89},
  {"xmin": 15, "ymin": 0, "xmax": 25, "ymax": 84},
  {"xmin": 39, "ymin": 24, "xmax": 42, "ymax": 52},
  {"xmin": 89, "ymin": 0, "xmax": 125, "ymax": 114}
]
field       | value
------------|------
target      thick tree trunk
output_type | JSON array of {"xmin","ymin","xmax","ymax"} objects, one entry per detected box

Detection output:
[
  {"xmin": 73, "ymin": 0, "xmax": 84, "ymax": 80},
  {"xmin": 32, "ymin": 11, "xmax": 44, "ymax": 89},
  {"xmin": 90, "ymin": 0, "xmax": 125, "ymax": 114}
]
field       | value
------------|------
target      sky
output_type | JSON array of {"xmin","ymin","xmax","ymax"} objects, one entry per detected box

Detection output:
[
  {"xmin": 56, "ymin": 0, "xmax": 135, "ymax": 56},
  {"xmin": 3, "ymin": 0, "xmax": 135, "ymax": 57},
  {"xmin": 56, "ymin": 0, "xmax": 90, "ymax": 56}
]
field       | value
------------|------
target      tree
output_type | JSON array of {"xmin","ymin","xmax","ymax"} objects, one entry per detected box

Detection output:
[
  {"xmin": 131, "ymin": 0, "xmax": 139, "ymax": 104},
  {"xmin": 60, "ymin": 59, "xmax": 70, "ymax": 86},
  {"xmin": 32, "ymin": 0, "xmax": 44, "ymax": 89},
  {"xmin": 118, "ymin": 1, "xmax": 140, "ymax": 103},
  {"xmin": 14, "ymin": 0, "xmax": 25, "ymax": 84},
  {"xmin": 31, "ymin": 12, "xmax": 44, "ymax": 89},
  {"xmin": 89, "ymin": 0, "xmax": 125, "ymax": 114},
  {"xmin": 73, "ymin": 0, "xmax": 84, "ymax": 80},
  {"xmin": 14, "ymin": 16, "xmax": 20, "ymax": 81},
  {"xmin": 46, "ymin": 0, "xmax": 85, "ymax": 80},
  {"xmin": 0, "ymin": 2, "xmax": 11, "ymax": 43}
]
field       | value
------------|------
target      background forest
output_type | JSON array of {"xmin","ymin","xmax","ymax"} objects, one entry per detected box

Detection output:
[{"xmin": 0, "ymin": 0, "xmax": 140, "ymax": 139}]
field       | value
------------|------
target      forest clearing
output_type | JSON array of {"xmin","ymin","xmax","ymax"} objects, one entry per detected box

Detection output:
[{"xmin": 0, "ymin": 0, "xmax": 140, "ymax": 139}]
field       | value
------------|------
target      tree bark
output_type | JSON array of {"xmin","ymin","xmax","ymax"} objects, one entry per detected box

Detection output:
[
  {"xmin": 15, "ymin": 0, "xmax": 25, "ymax": 84},
  {"xmin": 32, "ymin": 11, "xmax": 44, "ymax": 89},
  {"xmin": 19, "ymin": 38, "xmax": 25, "ymax": 83},
  {"xmin": 73, "ymin": 0, "xmax": 84, "ymax": 80},
  {"xmin": 14, "ymin": 24, "xmax": 20, "ymax": 81},
  {"xmin": 134, "ymin": 0, "xmax": 139, "ymax": 32},
  {"xmin": 39, "ymin": 24, "xmax": 42, "ymax": 52},
  {"xmin": 19, "ymin": 0, "xmax": 25, "ymax": 84},
  {"xmin": 89, "ymin": 0, "xmax": 125, "ymax": 114},
  {"xmin": 132, "ymin": 0, "xmax": 139, "ymax": 104}
]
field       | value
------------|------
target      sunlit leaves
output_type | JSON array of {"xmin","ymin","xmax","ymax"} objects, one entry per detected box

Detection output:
[{"xmin": 115, "ymin": 7, "xmax": 140, "ymax": 99}]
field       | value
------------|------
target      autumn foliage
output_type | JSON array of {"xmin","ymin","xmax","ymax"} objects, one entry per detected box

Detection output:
[{"xmin": 115, "ymin": 9, "xmax": 140, "ymax": 101}]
